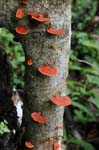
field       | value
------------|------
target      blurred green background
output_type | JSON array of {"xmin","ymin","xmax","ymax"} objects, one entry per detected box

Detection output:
[
  {"xmin": 67, "ymin": 0, "xmax": 99, "ymax": 124},
  {"xmin": 0, "ymin": 28, "xmax": 25, "ymax": 88}
]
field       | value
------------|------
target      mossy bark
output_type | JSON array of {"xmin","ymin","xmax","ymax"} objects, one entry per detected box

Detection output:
[{"xmin": 0, "ymin": 0, "xmax": 71, "ymax": 150}]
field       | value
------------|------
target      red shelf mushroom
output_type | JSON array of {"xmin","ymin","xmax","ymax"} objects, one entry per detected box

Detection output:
[
  {"xmin": 30, "ymin": 12, "xmax": 52, "ymax": 22},
  {"xmin": 47, "ymin": 27, "xmax": 64, "ymax": 35},
  {"xmin": 54, "ymin": 143, "xmax": 60, "ymax": 150},
  {"xmin": 38, "ymin": 65, "xmax": 58, "ymax": 77},
  {"xmin": 15, "ymin": 25, "xmax": 29, "ymax": 35},
  {"xmin": 25, "ymin": 141, "xmax": 34, "ymax": 148},
  {"xmin": 16, "ymin": 8, "xmax": 25, "ymax": 19},
  {"xmin": 31, "ymin": 112, "xmax": 47, "ymax": 124},
  {"xmin": 55, "ymin": 125, "xmax": 63, "ymax": 129},
  {"xmin": 27, "ymin": 59, "xmax": 33, "ymax": 65},
  {"xmin": 50, "ymin": 93, "xmax": 72, "ymax": 106}
]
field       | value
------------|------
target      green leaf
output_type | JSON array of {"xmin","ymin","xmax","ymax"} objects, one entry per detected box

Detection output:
[
  {"xmin": 87, "ymin": 75, "xmax": 99, "ymax": 86},
  {"xmin": 90, "ymin": 94, "xmax": 99, "ymax": 109},
  {"xmin": 0, "ymin": 120, "xmax": 10, "ymax": 134},
  {"xmin": 72, "ymin": 101, "xmax": 95, "ymax": 118},
  {"xmin": 68, "ymin": 138, "xmax": 95, "ymax": 150}
]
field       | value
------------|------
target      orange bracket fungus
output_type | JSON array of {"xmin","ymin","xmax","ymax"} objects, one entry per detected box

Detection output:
[
  {"xmin": 47, "ymin": 27, "xmax": 64, "ymax": 35},
  {"xmin": 16, "ymin": 8, "xmax": 25, "ymax": 19},
  {"xmin": 50, "ymin": 93, "xmax": 72, "ymax": 106},
  {"xmin": 15, "ymin": 25, "xmax": 29, "ymax": 35},
  {"xmin": 54, "ymin": 143, "xmax": 60, "ymax": 150},
  {"xmin": 30, "ymin": 12, "xmax": 52, "ymax": 22},
  {"xmin": 55, "ymin": 125, "xmax": 63, "ymax": 129},
  {"xmin": 21, "ymin": 0, "xmax": 27, "ymax": 5},
  {"xmin": 25, "ymin": 141, "xmax": 34, "ymax": 149},
  {"xmin": 31, "ymin": 112, "xmax": 47, "ymax": 124},
  {"xmin": 27, "ymin": 59, "xmax": 33, "ymax": 65},
  {"xmin": 38, "ymin": 65, "xmax": 58, "ymax": 77}
]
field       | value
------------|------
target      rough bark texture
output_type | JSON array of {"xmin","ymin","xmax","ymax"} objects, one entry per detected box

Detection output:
[{"xmin": 0, "ymin": 0, "xmax": 71, "ymax": 150}]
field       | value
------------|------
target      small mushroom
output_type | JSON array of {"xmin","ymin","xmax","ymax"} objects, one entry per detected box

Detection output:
[
  {"xmin": 16, "ymin": 8, "xmax": 25, "ymax": 19},
  {"xmin": 47, "ymin": 27, "xmax": 64, "ymax": 35},
  {"xmin": 31, "ymin": 112, "xmax": 47, "ymax": 124},
  {"xmin": 25, "ymin": 141, "xmax": 34, "ymax": 148},
  {"xmin": 54, "ymin": 143, "xmax": 60, "ymax": 150},
  {"xmin": 27, "ymin": 59, "xmax": 33, "ymax": 65},
  {"xmin": 50, "ymin": 93, "xmax": 72, "ymax": 106},
  {"xmin": 55, "ymin": 125, "xmax": 63, "ymax": 129},
  {"xmin": 30, "ymin": 12, "xmax": 52, "ymax": 22},
  {"xmin": 38, "ymin": 65, "xmax": 58, "ymax": 77},
  {"xmin": 15, "ymin": 25, "xmax": 29, "ymax": 35}
]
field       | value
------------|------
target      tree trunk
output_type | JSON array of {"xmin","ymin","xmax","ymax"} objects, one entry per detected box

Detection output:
[{"xmin": 0, "ymin": 0, "xmax": 71, "ymax": 150}]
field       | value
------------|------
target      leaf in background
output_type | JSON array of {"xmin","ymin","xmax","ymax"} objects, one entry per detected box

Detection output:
[
  {"xmin": 87, "ymin": 75, "xmax": 99, "ymax": 86},
  {"xmin": 68, "ymin": 138, "xmax": 95, "ymax": 150},
  {"xmin": 72, "ymin": 101, "xmax": 94, "ymax": 117},
  {"xmin": 90, "ymin": 94, "xmax": 99, "ymax": 109}
]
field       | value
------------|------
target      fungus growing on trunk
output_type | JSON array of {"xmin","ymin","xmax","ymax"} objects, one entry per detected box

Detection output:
[
  {"xmin": 38, "ymin": 65, "xmax": 58, "ymax": 77},
  {"xmin": 15, "ymin": 25, "xmax": 29, "ymax": 35},
  {"xmin": 27, "ymin": 59, "xmax": 33, "ymax": 65},
  {"xmin": 25, "ymin": 141, "xmax": 34, "ymax": 148},
  {"xmin": 30, "ymin": 12, "xmax": 52, "ymax": 22},
  {"xmin": 16, "ymin": 8, "xmax": 25, "ymax": 19},
  {"xmin": 50, "ymin": 93, "xmax": 72, "ymax": 106},
  {"xmin": 31, "ymin": 112, "xmax": 47, "ymax": 124},
  {"xmin": 54, "ymin": 142, "xmax": 60, "ymax": 150},
  {"xmin": 47, "ymin": 27, "xmax": 64, "ymax": 35},
  {"xmin": 55, "ymin": 125, "xmax": 63, "ymax": 129}
]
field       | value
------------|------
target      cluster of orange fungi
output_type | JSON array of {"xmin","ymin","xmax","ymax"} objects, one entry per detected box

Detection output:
[
  {"xmin": 15, "ymin": 1, "xmax": 64, "ymax": 35},
  {"xmin": 15, "ymin": 0, "xmax": 72, "ymax": 149}
]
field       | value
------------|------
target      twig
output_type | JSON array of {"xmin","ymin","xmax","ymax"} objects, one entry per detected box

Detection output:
[{"xmin": 76, "ymin": 58, "xmax": 99, "ymax": 74}]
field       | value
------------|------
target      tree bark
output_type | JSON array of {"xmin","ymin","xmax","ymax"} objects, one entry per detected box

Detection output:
[{"xmin": 0, "ymin": 0, "xmax": 71, "ymax": 150}]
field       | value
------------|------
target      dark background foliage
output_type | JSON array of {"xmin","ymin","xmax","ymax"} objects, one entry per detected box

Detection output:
[{"xmin": 65, "ymin": 0, "xmax": 99, "ymax": 149}]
